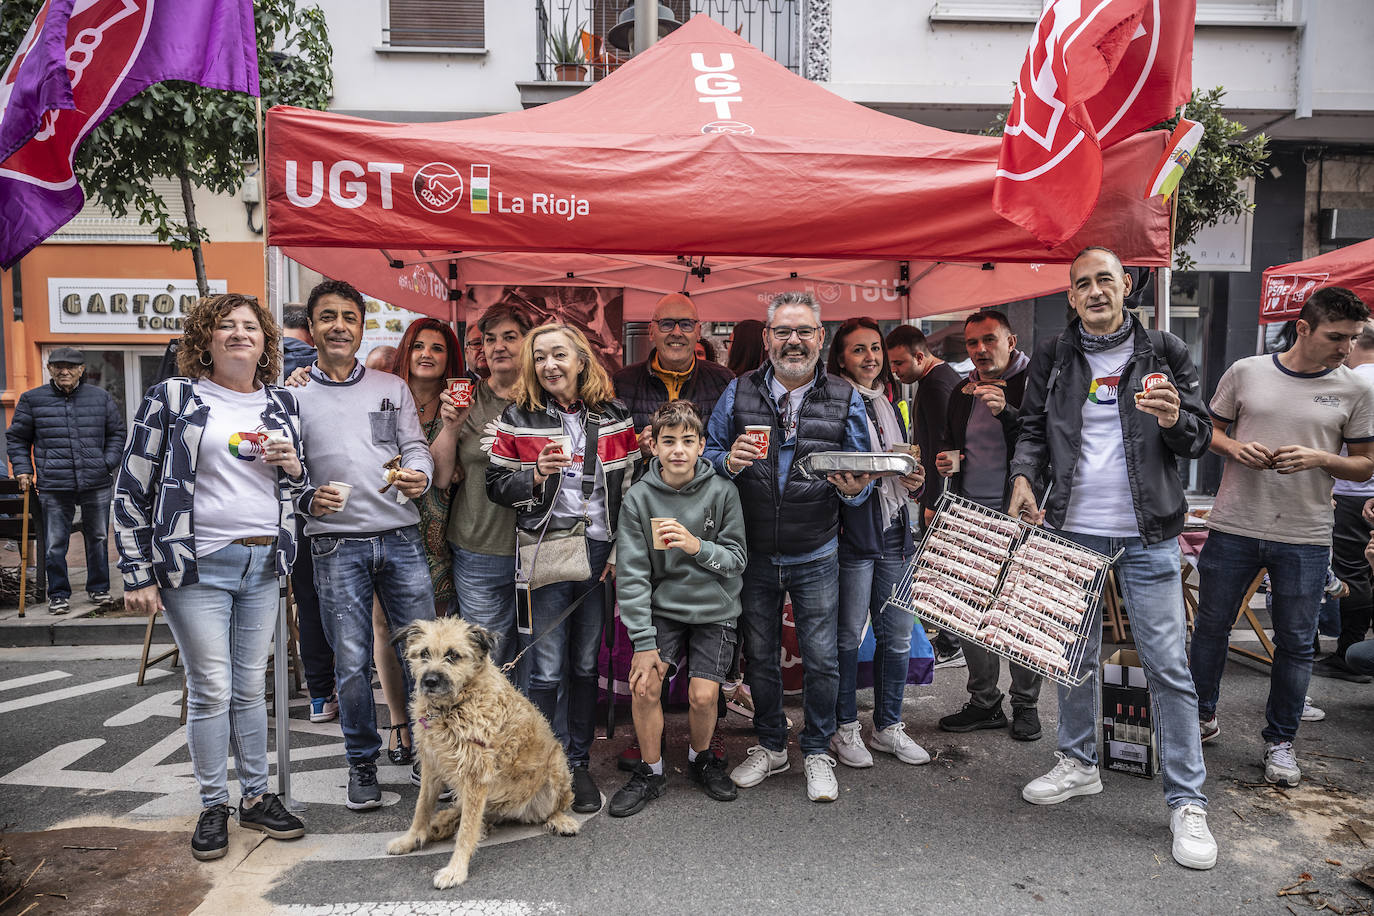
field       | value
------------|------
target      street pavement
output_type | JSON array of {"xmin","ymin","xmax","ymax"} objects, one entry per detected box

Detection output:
[{"xmin": 1, "ymin": 641, "xmax": 1372, "ymax": 915}]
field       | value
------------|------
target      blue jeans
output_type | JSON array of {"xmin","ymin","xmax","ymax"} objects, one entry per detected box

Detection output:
[
  {"xmin": 36, "ymin": 486, "xmax": 111, "ymax": 599},
  {"xmin": 1347, "ymin": 639, "xmax": 1374, "ymax": 674},
  {"xmin": 837, "ymin": 523, "xmax": 917, "ymax": 730},
  {"xmin": 312, "ymin": 526, "xmax": 436, "ymax": 765},
  {"xmin": 524, "ymin": 537, "xmax": 612, "ymax": 767},
  {"xmin": 740, "ymin": 550, "xmax": 841, "ymax": 756},
  {"xmin": 453, "ymin": 546, "xmax": 525, "ymax": 689},
  {"xmin": 1058, "ymin": 532, "xmax": 1207, "ymax": 810},
  {"xmin": 161, "ymin": 543, "xmax": 278, "ymax": 807},
  {"xmin": 1191, "ymin": 530, "xmax": 1328, "ymax": 745}
]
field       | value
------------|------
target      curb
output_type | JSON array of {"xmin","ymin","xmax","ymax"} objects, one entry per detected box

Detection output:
[{"xmin": 0, "ymin": 616, "xmax": 169, "ymax": 647}]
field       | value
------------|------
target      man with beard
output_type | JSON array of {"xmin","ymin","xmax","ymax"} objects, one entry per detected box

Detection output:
[
  {"xmin": 705, "ymin": 291, "xmax": 874, "ymax": 803},
  {"xmin": 933, "ymin": 311, "xmax": 1042, "ymax": 741}
]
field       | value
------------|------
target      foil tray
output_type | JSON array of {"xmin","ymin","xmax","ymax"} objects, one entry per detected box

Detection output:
[{"xmin": 795, "ymin": 451, "xmax": 919, "ymax": 479}]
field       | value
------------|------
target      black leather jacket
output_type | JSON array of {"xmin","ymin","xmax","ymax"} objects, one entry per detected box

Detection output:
[{"xmin": 1008, "ymin": 319, "xmax": 1212, "ymax": 545}]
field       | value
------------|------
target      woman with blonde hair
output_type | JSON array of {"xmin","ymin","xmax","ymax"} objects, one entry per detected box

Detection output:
[
  {"xmin": 115, "ymin": 293, "xmax": 323, "ymax": 860},
  {"xmin": 486, "ymin": 323, "xmax": 639, "ymax": 814}
]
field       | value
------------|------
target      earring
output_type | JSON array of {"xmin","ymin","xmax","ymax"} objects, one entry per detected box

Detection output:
[
  {"xmin": 199, "ymin": 351, "xmax": 213, "ymax": 367},
  {"xmin": 258, "ymin": 352, "xmax": 270, "ymax": 368}
]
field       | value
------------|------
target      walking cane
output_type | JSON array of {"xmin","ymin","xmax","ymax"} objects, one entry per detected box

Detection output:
[{"xmin": 17, "ymin": 487, "xmax": 30, "ymax": 619}]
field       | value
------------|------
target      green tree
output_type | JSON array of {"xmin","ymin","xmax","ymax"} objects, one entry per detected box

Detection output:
[{"xmin": 0, "ymin": 1, "xmax": 333, "ymax": 294}]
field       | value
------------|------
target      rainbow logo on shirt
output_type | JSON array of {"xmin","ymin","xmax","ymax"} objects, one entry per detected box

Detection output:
[
  {"xmin": 229, "ymin": 431, "xmax": 266, "ymax": 461},
  {"xmin": 1087, "ymin": 375, "xmax": 1121, "ymax": 405}
]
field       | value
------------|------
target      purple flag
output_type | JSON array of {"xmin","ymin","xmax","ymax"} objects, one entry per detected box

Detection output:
[{"xmin": 0, "ymin": 0, "xmax": 260, "ymax": 269}]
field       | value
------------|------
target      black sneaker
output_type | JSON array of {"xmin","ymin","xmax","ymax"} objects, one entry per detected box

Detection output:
[
  {"xmin": 1010, "ymin": 706, "xmax": 1043, "ymax": 741},
  {"xmin": 933, "ymin": 647, "xmax": 967, "ymax": 669},
  {"xmin": 608, "ymin": 761, "xmax": 666, "ymax": 817},
  {"xmin": 939, "ymin": 701, "xmax": 1008, "ymax": 732},
  {"xmin": 346, "ymin": 762, "xmax": 382, "ymax": 810},
  {"xmin": 411, "ymin": 760, "xmax": 455, "ymax": 802},
  {"xmin": 1312, "ymin": 653, "xmax": 1374, "ymax": 684},
  {"xmin": 689, "ymin": 750, "xmax": 738, "ymax": 802},
  {"xmin": 48, "ymin": 596, "xmax": 69, "ymax": 615},
  {"xmin": 571, "ymin": 763, "xmax": 602, "ymax": 814},
  {"xmin": 89, "ymin": 591, "xmax": 112, "ymax": 606},
  {"xmin": 237, "ymin": 793, "xmax": 305, "ymax": 839},
  {"xmin": 191, "ymin": 803, "xmax": 232, "ymax": 860}
]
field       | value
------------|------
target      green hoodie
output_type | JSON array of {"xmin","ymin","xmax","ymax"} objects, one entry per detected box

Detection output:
[{"xmin": 617, "ymin": 456, "xmax": 747, "ymax": 652}]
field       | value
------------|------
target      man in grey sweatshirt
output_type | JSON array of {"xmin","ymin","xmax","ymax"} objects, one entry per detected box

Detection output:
[{"xmin": 293, "ymin": 280, "xmax": 436, "ymax": 812}]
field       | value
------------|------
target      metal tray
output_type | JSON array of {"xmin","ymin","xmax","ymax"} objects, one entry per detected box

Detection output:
[{"xmin": 794, "ymin": 451, "xmax": 918, "ymax": 479}]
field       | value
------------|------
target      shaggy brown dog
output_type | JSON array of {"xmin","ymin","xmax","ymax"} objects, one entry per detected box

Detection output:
[{"xmin": 386, "ymin": 617, "xmax": 579, "ymax": 888}]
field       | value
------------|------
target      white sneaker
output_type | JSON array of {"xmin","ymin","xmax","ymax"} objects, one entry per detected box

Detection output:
[
  {"xmin": 1301, "ymin": 696, "xmax": 1326, "ymax": 722},
  {"xmin": 803, "ymin": 754, "xmax": 839, "ymax": 802},
  {"xmin": 1021, "ymin": 751, "xmax": 1104, "ymax": 805},
  {"xmin": 828, "ymin": 721, "xmax": 874, "ymax": 768},
  {"xmin": 869, "ymin": 722, "xmax": 931, "ymax": 765},
  {"xmin": 730, "ymin": 745, "xmax": 789, "ymax": 788},
  {"xmin": 1264, "ymin": 741, "xmax": 1301, "ymax": 787},
  {"xmin": 1170, "ymin": 804, "xmax": 1217, "ymax": 870}
]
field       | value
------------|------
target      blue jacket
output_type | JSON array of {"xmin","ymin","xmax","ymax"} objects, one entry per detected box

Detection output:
[
  {"xmin": 113, "ymin": 379, "xmax": 310, "ymax": 590},
  {"xmin": 6, "ymin": 380, "xmax": 125, "ymax": 491}
]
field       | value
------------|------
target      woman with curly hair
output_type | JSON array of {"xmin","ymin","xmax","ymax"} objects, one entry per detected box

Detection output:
[
  {"xmin": 486, "ymin": 323, "xmax": 639, "ymax": 815},
  {"xmin": 115, "ymin": 293, "xmax": 324, "ymax": 861}
]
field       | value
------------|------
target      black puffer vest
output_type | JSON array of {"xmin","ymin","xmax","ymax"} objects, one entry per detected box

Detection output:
[{"xmin": 732, "ymin": 367, "xmax": 851, "ymax": 557}]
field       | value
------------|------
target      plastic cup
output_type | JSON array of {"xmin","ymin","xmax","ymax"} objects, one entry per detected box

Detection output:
[
  {"xmin": 447, "ymin": 377, "xmax": 474, "ymax": 407},
  {"xmin": 939, "ymin": 449, "xmax": 962, "ymax": 474},
  {"xmin": 650, "ymin": 517, "xmax": 674, "ymax": 550},
  {"xmin": 328, "ymin": 481, "xmax": 353, "ymax": 509},
  {"xmin": 744, "ymin": 425, "xmax": 771, "ymax": 454}
]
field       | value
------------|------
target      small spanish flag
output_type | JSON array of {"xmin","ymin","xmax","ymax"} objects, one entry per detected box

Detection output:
[{"xmin": 1146, "ymin": 117, "xmax": 1203, "ymax": 202}]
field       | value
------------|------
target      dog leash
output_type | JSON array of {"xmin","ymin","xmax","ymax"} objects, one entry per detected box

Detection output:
[{"xmin": 500, "ymin": 581, "xmax": 603, "ymax": 675}]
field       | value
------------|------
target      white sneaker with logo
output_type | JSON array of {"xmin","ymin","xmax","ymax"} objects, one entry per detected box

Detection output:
[
  {"xmin": 1021, "ymin": 751, "xmax": 1103, "ymax": 805},
  {"xmin": 869, "ymin": 722, "xmax": 931, "ymax": 765},
  {"xmin": 1170, "ymin": 804, "xmax": 1217, "ymax": 869},
  {"xmin": 828, "ymin": 721, "xmax": 874, "ymax": 768},
  {"xmin": 1301, "ymin": 696, "xmax": 1325, "ymax": 722},
  {"xmin": 730, "ymin": 745, "xmax": 789, "ymax": 788},
  {"xmin": 1264, "ymin": 741, "xmax": 1301, "ymax": 787},
  {"xmin": 803, "ymin": 754, "xmax": 839, "ymax": 802}
]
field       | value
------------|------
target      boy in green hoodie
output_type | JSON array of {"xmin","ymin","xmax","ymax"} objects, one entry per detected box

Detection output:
[{"xmin": 608, "ymin": 400, "xmax": 748, "ymax": 817}]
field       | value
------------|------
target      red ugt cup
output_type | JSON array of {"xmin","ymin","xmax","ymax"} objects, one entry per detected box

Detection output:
[
  {"xmin": 744, "ymin": 425, "xmax": 771, "ymax": 454},
  {"xmin": 447, "ymin": 377, "xmax": 474, "ymax": 407},
  {"xmin": 1136, "ymin": 372, "xmax": 1168, "ymax": 402}
]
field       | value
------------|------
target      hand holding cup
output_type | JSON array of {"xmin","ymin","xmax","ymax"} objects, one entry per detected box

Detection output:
[
  {"xmin": 535, "ymin": 440, "xmax": 573, "ymax": 483},
  {"xmin": 312, "ymin": 483, "xmax": 349, "ymax": 516}
]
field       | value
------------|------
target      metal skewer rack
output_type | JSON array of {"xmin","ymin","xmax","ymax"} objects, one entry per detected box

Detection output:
[{"xmin": 885, "ymin": 492, "xmax": 1121, "ymax": 688}]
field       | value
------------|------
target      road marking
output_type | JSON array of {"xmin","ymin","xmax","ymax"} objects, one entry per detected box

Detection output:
[
  {"xmin": 0, "ymin": 668, "xmax": 170, "ymax": 715},
  {"xmin": 275, "ymin": 901, "xmax": 566, "ymax": 914},
  {"xmin": 0, "ymin": 669, "xmax": 70, "ymax": 692}
]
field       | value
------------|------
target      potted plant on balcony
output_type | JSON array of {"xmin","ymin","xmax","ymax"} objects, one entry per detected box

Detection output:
[{"xmin": 546, "ymin": 11, "xmax": 587, "ymax": 81}]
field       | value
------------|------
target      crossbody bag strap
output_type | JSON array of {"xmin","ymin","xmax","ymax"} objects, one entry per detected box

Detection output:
[{"xmin": 580, "ymin": 410, "xmax": 601, "ymax": 505}]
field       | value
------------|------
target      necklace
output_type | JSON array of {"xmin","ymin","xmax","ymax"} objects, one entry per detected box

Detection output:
[{"xmin": 415, "ymin": 392, "xmax": 441, "ymax": 419}]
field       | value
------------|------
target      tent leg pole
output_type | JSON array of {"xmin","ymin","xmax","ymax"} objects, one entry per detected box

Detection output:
[
  {"xmin": 275, "ymin": 579, "xmax": 299, "ymax": 810},
  {"xmin": 1158, "ymin": 266, "xmax": 1171, "ymax": 334}
]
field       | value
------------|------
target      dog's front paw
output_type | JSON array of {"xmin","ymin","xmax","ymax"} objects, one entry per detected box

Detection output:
[
  {"xmin": 387, "ymin": 833, "xmax": 421, "ymax": 856},
  {"xmin": 433, "ymin": 864, "xmax": 469, "ymax": 889},
  {"xmin": 547, "ymin": 812, "xmax": 580, "ymax": 836}
]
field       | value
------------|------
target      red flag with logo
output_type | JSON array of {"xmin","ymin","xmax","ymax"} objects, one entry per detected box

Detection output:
[{"xmin": 994, "ymin": 0, "xmax": 1195, "ymax": 248}]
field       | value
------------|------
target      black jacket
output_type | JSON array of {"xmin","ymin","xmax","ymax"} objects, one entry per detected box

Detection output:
[
  {"xmin": 612, "ymin": 352, "xmax": 736, "ymax": 430},
  {"xmin": 912, "ymin": 361, "xmax": 961, "ymax": 515},
  {"xmin": 1008, "ymin": 319, "xmax": 1212, "ymax": 545},
  {"xmin": 7, "ymin": 380, "xmax": 125, "ymax": 491},
  {"xmin": 938, "ymin": 358, "xmax": 1029, "ymax": 510}
]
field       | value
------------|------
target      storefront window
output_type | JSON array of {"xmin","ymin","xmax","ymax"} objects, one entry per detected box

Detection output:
[{"xmin": 42, "ymin": 345, "xmax": 169, "ymax": 432}]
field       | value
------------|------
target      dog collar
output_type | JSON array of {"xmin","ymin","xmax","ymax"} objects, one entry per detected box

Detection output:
[{"xmin": 416, "ymin": 714, "xmax": 489, "ymax": 749}]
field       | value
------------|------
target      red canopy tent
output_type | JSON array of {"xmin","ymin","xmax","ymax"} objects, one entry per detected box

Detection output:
[
  {"xmin": 265, "ymin": 16, "xmax": 1171, "ymax": 321},
  {"xmin": 1260, "ymin": 238, "xmax": 1374, "ymax": 323}
]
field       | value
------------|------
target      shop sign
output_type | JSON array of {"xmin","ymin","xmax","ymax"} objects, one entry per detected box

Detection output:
[
  {"xmin": 48, "ymin": 278, "xmax": 228, "ymax": 334},
  {"xmin": 1179, "ymin": 179, "xmax": 1254, "ymax": 272}
]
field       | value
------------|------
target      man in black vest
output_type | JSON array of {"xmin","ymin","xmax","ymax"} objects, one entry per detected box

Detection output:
[{"xmin": 705, "ymin": 292, "xmax": 875, "ymax": 803}]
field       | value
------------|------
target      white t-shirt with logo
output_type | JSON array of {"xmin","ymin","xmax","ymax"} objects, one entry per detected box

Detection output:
[
  {"xmin": 1209, "ymin": 354, "xmax": 1374, "ymax": 545},
  {"xmin": 192, "ymin": 379, "xmax": 281, "ymax": 557},
  {"xmin": 1060, "ymin": 341, "xmax": 1140, "ymax": 538}
]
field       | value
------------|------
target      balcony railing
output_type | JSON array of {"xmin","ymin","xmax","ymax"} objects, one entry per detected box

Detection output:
[{"xmin": 536, "ymin": 0, "xmax": 802, "ymax": 81}]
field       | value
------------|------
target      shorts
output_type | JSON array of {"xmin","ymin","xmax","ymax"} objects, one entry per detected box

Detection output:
[{"xmin": 653, "ymin": 616, "xmax": 737, "ymax": 684}]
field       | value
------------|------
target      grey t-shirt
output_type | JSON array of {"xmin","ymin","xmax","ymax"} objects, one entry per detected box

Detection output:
[
  {"xmin": 962, "ymin": 395, "xmax": 1007, "ymax": 510},
  {"xmin": 1209, "ymin": 353, "xmax": 1374, "ymax": 545},
  {"xmin": 446, "ymin": 381, "xmax": 516, "ymax": 556}
]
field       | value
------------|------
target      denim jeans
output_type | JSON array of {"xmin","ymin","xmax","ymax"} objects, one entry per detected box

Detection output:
[
  {"xmin": 1347, "ymin": 639, "xmax": 1374, "ymax": 674},
  {"xmin": 36, "ymin": 486, "xmax": 111, "ymax": 599},
  {"xmin": 740, "ymin": 550, "xmax": 841, "ymax": 756},
  {"xmin": 524, "ymin": 537, "xmax": 612, "ymax": 767},
  {"xmin": 312, "ymin": 526, "xmax": 436, "ymax": 765},
  {"xmin": 453, "ymin": 546, "xmax": 525, "ymax": 689},
  {"xmin": 161, "ymin": 543, "xmax": 278, "ymax": 807},
  {"xmin": 837, "ymin": 523, "xmax": 918, "ymax": 730},
  {"xmin": 1057, "ymin": 532, "xmax": 1207, "ymax": 810},
  {"xmin": 1331, "ymin": 495, "xmax": 1374, "ymax": 655},
  {"xmin": 1191, "ymin": 529, "xmax": 1328, "ymax": 746}
]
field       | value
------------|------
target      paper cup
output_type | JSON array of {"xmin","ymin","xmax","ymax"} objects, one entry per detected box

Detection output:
[
  {"xmin": 650, "ymin": 517, "xmax": 673, "ymax": 550},
  {"xmin": 328, "ymin": 481, "xmax": 353, "ymax": 509},
  {"xmin": 265, "ymin": 430, "xmax": 291, "ymax": 448},
  {"xmin": 447, "ymin": 377, "xmax": 474, "ymax": 407},
  {"xmin": 939, "ymin": 449, "xmax": 962, "ymax": 474},
  {"xmin": 547, "ymin": 435, "xmax": 572, "ymax": 457},
  {"xmin": 1142, "ymin": 372, "xmax": 1168, "ymax": 391},
  {"xmin": 744, "ymin": 425, "xmax": 771, "ymax": 454}
]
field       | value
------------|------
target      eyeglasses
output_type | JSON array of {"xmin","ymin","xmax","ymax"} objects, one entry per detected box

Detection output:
[
  {"xmin": 654, "ymin": 318, "xmax": 698, "ymax": 333},
  {"xmin": 768, "ymin": 326, "xmax": 819, "ymax": 340},
  {"xmin": 465, "ymin": 340, "xmax": 483, "ymax": 350}
]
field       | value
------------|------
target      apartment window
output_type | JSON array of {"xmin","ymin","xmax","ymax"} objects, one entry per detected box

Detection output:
[
  {"xmin": 386, "ymin": 0, "xmax": 484, "ymax": 49},
  {"xmin": 930, "ymin": 0, "xmax": 1294, "ymax": 25}
]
